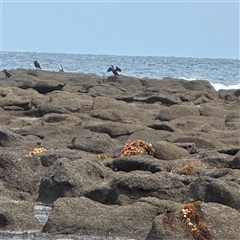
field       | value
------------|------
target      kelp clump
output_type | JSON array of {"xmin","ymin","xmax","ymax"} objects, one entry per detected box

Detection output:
[
  {"xmin": 180, "ymin": 201, "xmax": 211, "ymax": 240},
  {"xmin": 120, "ymin": 140, "xmax": 155, "ymax": 157}
]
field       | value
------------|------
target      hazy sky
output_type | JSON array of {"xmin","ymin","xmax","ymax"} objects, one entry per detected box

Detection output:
[{"xmin": 0, "ymin": 0, "xmax": 239, "ymax": 59}]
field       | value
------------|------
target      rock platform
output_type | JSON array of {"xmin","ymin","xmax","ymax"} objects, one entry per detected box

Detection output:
[{"xmin": 0, "ymin": 69, "xmax": 240, "ymax": 239}]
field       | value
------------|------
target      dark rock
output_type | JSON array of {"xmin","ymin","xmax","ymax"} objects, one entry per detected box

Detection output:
[
  {"xmin": 0, "ymin": 69, "xmax": 239, "ymax": 239},
  {"xmin": 218, "ymin": 147, "xmax": 240, "ymax": 156},
  {"xmin": 180, "ymin": 79, "xmax": 217, "ymax": 96},
  {"xmin": 156, "ymin": 103, "xmax": 200, "ymax": 121},
  {"xmin": 43, "ymin": 113, "xmax": 69, "ymax": 123},
  {"xmin": 198, "ymin": 150, "xmax": 233, "ymax": 168},
  {"xmin": 105, "ymin": 155, "xmax": 170, "ymax": 173},
  {"xmin": 229, "ymin": 150, "xmax": 240, "ymax": 169},
  {"xmin": 147, "ymin": 201, "xmax": 240, "ymax": 240},
  {"xmin": 147, "ymin": 123, "xmax": 175, "ymax": 132},
  {"xmin": 67, "ymin": 130, "xmax": 121, "ymax": 157},
  {"xmin": 174, "ymin": 142, "xmax": 198, "ymax": 154},
  {"xmin": 234, "ymin": 88, "xmax": 240, "ymax": 97},
  {"xmin": 172, "ymin": 135, "xmax": 222, "ymax": 149},
  {"xmin": 0, "ymin": 127, "xmax": 25, "ymax": 147},
  {"xmin": 42, "ymin": 196, "xmax": 159, "ymax": 239},
  {"xmin": 0, "ymin": 213, "xmax": 9, "ymax": 228},
  {"xmin": 19, "ymin": 80, "xmax": 66, "ymax": 94},
  {"xmin": 105, "ymin": 75, "xmax": 143, "ymax": 92},
  {"xmin": 140, "ymin": 77, "xmax": 186, "ymax": 94},
  {"xmin": 204, "ymin": 168, "xmax": 232, "ymax": 178},
  {"xmin": 134, "ymin": 94, "xmax": 179, "ymax": 105},
  {"xmin": 153, "ymin": 141, "xmax": 190, "ymax": 160},
  {"xmin": 0, "ymin": 150, "xmax": 44, "ymax": 194},
  {"xmin": 108, "ymin": 171, "xmax": 190, "ymax": 204},
  {"xmin": 82, "ymin": 120, "xmax": 148, "ymax": 138},
  {"xmin": 37, "ymin": 157, "xmax": 114, "ymax": 204},
  {"xmin": 39, "ymin": 153, "xmax": 59, "ymax": 167},
  {"xmin": 180, "ymin": 95, "xmax": 190, "ymax": 102},
  {"xmin": 186, "ymin": 177, "xmax": 240, "ymax": 210},
  {"xmin": 218, "ymin": 89, "xmax": 238, "ymax": 101},
  {"xmin": 0, "ymin": 196, "xmax": 41, "ymax": 231}
]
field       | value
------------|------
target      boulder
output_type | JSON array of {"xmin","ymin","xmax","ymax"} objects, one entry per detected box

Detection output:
[
  {"xmin": 67, "ymin": 130, "xmax": 121, "ymax": 157},
  {"xmin": 180, "ymin": 79, "xmax": 217, "ymax": 96},
  {"xmin": 42, "ymin": 196, "xmax": 159, "ymax": 239},
  {"xmin": 229, "ymin": 150, "xmax": 240, "ymax": 169},
  {"xmin": 82, "ymin": 120, "xmax": 149, "ymax": 138},
  {"xmin": 0, "ymin": 127, "xmax": 26, "ymax": 147},
  {"xmin": 153, "ymin": 141, "xmax": 190, "ymax": 160},
  {"xmin": 0, "ymin": 150, "xmax": 44, "ymax": 194},
  {"xmin": 156, "ymin": 103, "xmax": 200, "ymax": 121},
  {"xmin": 105, "ymin": 155, "xmax": 170, "ymax": 173},
  {"xmin": 19, "ymin": 80, "xmax": 66, "ymax": 94},
  {"xmin": 186, "ymin": 176, "xmax": 240, "ymax": 210},
  {"xmin": 0, "ymin": 196, "xmax": 41, "ymax": 231},
  {"xmin": 37, "ymin": 157, "xmax": 114, "ymax": 204},
  {"xmin": 146, "ymin": 201, "xmax": 240, "ymax": 240}
]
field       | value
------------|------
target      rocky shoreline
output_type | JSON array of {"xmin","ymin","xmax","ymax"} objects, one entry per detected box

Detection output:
[{"xmin": 0, "ymin": 68, "xmax": 240, "ymax": 240}]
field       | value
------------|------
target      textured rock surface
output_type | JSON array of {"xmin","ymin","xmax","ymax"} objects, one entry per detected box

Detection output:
[{"xmin": 0, "ymin": 69, "xmax": 240, "ymax": 239}]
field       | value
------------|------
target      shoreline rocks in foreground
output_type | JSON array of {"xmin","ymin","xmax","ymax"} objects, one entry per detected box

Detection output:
[{"xmin": 0, "ymin": 69, "xmax": 240, "ymax": 240}]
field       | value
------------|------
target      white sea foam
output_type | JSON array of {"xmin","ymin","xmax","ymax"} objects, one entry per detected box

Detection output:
[
  {"xmin": 179, "ymin": 77, "xmax": 240, "ymax": 91},
  {"xmin": 179, "ymin": 76, "xmax": 197, "ymax": 81},
  {"xmin": 211, "ymin": 83, "xmax": 240, "ymax": 91}
]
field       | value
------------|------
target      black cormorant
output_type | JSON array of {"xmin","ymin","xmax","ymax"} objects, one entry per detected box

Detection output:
[
  {"xmin": 34, "ymin": 60, "xmax": 41, "ymax": 69},
  {"xmin": 107, "ymin": 65, "xmax": 121, "ymax": 75},
  {"xmin": 3, "ymin": 69, "xmax": 12, "ymax": 78}
]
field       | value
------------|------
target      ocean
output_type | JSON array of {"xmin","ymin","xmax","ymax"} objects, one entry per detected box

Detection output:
[{"xmin": 1, "ymin": 51, "xmax": 239, "ymax": 91}]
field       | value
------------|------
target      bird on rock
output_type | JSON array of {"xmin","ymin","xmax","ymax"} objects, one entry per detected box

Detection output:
[
  {"xmin": 34, "ymin": 60, "xmax": 41, "ymax": 69},
  {"xmin": 3, "ymin": 69, "xmax": 12, "ymax": 78},
  {"xmin": 107, "ymin": 65, "xmax": 121, "ymax": 75},
  {"xmin": 58, "ymin": 64, "xmax": 64, "ymax": 72}
]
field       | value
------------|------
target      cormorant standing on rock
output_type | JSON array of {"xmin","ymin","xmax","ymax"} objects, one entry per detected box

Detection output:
[
  {"xmin": 34, "ymin": 60, "xmax": 41, "ymax": 69},
  {"xmin": 107, "ymin": 65, "xmax": 121, "ymax": 75},
  {"xmin": 3, "ymin": 69, "xmax": 12, "ymax": 78}
]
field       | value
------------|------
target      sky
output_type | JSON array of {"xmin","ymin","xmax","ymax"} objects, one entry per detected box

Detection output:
[{"xmin": 0, "ymin": 0, "xmax": 239, "ymax": 59}]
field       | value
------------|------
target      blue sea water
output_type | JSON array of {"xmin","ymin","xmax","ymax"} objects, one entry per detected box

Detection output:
[{"xmin": 1, "ymin": 51, "xmax": 239, "ymax": 90}]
